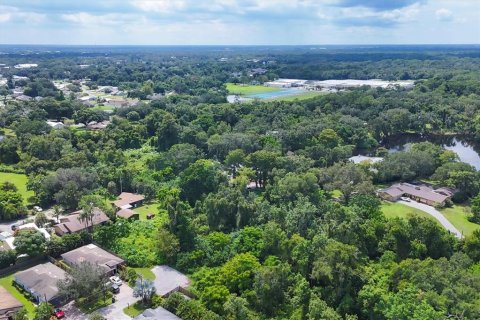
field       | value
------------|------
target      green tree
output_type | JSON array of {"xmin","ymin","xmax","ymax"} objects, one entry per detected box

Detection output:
[
  {"xmin": 221, "ymin": 253, "xmax": 261, "ymax": 294},
  {"xmin": 133, "ymin": 278, "xmax": 156, "ymax": 304},
  {"xmin": 34, "ymin": 302, "xmax": 53, "ymax": 320},
  {"xmin": 13, "ymin": 230, "xmax": 46, "ymax": 257}
]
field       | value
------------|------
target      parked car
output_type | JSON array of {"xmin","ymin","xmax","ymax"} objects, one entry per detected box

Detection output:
[
  {"xmin": 109, "ymin": 275, "xmax": 122, "ymax": 286},
  {"xmin": 110, "ymin": 283, "xmax": 120, "ymax": 294},
  {"xmin": 400, "ymin": 197, "xmax": 411, "ymax": 202},
  {"xmin": 33, "ymin": 206, "xmax": 43, "ymax": 212},
  {"xmin": 53, "ymin": 308, "xmax": 65, "ymax": 319}
]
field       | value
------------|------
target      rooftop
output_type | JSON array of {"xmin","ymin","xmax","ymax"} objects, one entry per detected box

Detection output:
[
  {"xmin": 380, "ymin": 183, "xmax": 452, "ymax": 204},
  {"xmin": 14, "ymin": 262, "xmax": 66, "ymax": 302},
  {"xmin": 133, "ymin": 307, "xmax": 180, "ymax": 320},
  {"xmin": 113, "ymin": 192, "xmax": 145, "ymax": 209},
  {"xmin": 54, "ymin": 208, "xmax": 109, "ymax": 234},
  {"xmin": 116, "ymin": 208, "xmax": 139, "ymax": 219},
  {"xmin": 61, "ymin": 244, "xmax": 124, "ymax": 273}
]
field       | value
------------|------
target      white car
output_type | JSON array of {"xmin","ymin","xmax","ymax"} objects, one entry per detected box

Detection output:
[
  {"xmin": 33, "ymin": 206, "xmax": 43, "ymax": 212},
  {"xmin": 109, "ymin": 276, "xmax": 122, "ymax": 286},
  {"xmin": 400, "ymin": 197, "xmax": 411, "ymax": 202}
]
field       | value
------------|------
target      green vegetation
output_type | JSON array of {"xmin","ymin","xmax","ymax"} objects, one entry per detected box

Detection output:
[
  {"xmin": 132, "ymin": 267, "xmax": 156, "ymax": 280},
  {"xmin": 135, "ymin": 203, "xmax": 161, "ymax": 220},
  {"xmin": 0, "ymin": 273, "xmax": 36, "ymax": 319},
  {"xmin": 123, "ymin": 302, "xmax": 147, "ymax": 317},
  {"xmin": 381, "ymin": 201, "xmax": 438, "ymax": 223},
  {"xmin": 226, "ymin": 83, "xmax": 280, "ymax": 95},
  {"xmin": 76, "ymin": 292, "xmax": 113, "ymax": 313},
  {"xmin": 441, "ymin": 205, "xmax": 480, "ymax": 237},
  {"xmin": 0, "ymin": 172, "xmax": 34, "ymax": 203}
]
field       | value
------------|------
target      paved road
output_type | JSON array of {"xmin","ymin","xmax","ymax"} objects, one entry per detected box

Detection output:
[
  {"xmin": 97, "ymin": 284, "xmax": 138, "ymax": 320},
  {"xmin": 398, "ymin": 200, "xmax": 463, "ymax": 238}
]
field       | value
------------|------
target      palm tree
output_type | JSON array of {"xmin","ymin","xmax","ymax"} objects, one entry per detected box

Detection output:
[
  {"xmin": 78, "ymin": 202, "xmax": 95, "ymax": 233},
  {"xmin": 133, "ymin": 278, "xmax": 156, "ymax": 304},
  {"xmin": 53, "ymin": 205, "xmax": 63, "ymax": 223}
]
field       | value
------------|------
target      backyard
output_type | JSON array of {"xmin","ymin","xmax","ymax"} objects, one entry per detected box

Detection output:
[
  {"xmin": 0, "ymin": 272, "xmax": 36, "ymax": 319},
  {"xmin": 0, "ymin": 171, "xmax": 34, "ymax": 204},
  {"xmin": 440, "ymin": 205, "xmax": 480, "ymax": 237},
  {"xmin": 381, "ymin": 201, "xmax": 439, "ymax": 224},
  {"xmin": 134, "ymin": 202, "xmax": 162, "ymax": 221}
]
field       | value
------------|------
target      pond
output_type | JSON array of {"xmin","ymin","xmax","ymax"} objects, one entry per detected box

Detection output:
[
  {"xmin": 247, "ymin": 88, "xmax": 307, "ymax": 99},
  {"xmin": 382, "ymin": 134, "xmax": 480, "ymax": 170}
]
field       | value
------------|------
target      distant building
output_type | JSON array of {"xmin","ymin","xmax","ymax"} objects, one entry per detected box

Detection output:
[
  {"xmin": 14, "ymin": 64, "xmax": 38, "ymax": 69},
  {"xmin": 113, "ymin": 192, "xmax": 145, "ymax": 210},
  {"xmin": 47, "ymin": 121, "xmax": 64, "ymax": 130},
  {"xmin": 349, "ymin": 155, "xmax": 384, "ymax": 164},
  {"xmin": 86, "ymin": 120, "xmax": 110, "ymax": 130},
  {"xmin": 116, "ymin": 208, "xmax": 140, "ymax": 220},
  {"xmin": 53, "ymin": 208, "xmax": 110, "ymax": 236},
  {"xmin": 378, "ymin": 183, "xmax": 454, "ymax": 207},
  {"xmin": 14, "ymin": 262, "xmax": 66, "ymax": 306},
  {"xmin": 61, "ymin": 244, "xmax": 125, "ymax": 275},
  {"xmin": 0, "ymin": 286, "xmax": 23, "ymax": 319},
  {"xmin": 15, "ymin": 95, "xmax": 32, "ymax": 102}
]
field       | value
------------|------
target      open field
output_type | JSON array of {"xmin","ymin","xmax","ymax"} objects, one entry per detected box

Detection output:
[
  {"xmin": 0, "ymin": 172, "xmax": 34, "ymax": 203},
  {"xmin": 381, "ymin": 201, "xmax": 439, "ymax": 224},
  {"xmin": 226, "ymin": 83, "xmax": 281, "ymax": 95},
  {"xmin": 134, "ymin": 202, "xmax": 161, "ymax": 220},
  {"xmin": 0, "ymin": 273, "xmax": 36, "ymax": 319},
  {"xmin": 440, "ymin": 205, "xmax": 480, "ymax": 237}
]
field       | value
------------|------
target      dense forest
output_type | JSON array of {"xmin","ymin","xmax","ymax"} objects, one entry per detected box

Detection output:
[{"xmin": 1, "ymin": 45, "xmax": 480, "ymax": 320}]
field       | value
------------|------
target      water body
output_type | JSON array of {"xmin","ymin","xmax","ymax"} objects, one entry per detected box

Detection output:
[
  {"xmin": 247, "ymin": 88, "xmax": 306, "ymax": 99},
  {"xmin": 383, "ymin": 134, "xmax": 480, "ymax": 170}
]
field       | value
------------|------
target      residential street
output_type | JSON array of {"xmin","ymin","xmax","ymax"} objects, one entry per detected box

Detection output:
[{"xmin": 398, "ymin": 200, "xmax": 463, "ymax": 238}]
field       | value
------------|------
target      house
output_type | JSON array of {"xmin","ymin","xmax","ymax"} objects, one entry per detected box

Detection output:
[
  {"xmin": 378, "ymin": 183, "xmax": 454, "ymax": 207},
  {"xmin": 14, "ymin": 262, "xmax": 66, "ymax": 306},
  {"xmin": 53, "ymin": 208, "xmax": 109, "ymax": 236},
  {"xmin": 0, "ymin": 286, "xmax": 23, "ymax": 320},
  {"xmin": 151, "ymin": 265, "xmax": 190, "ymax": 297},
  {"xmin": 15, "ymin": 95, "xmax": 32, "ymax": 102},
  {"xmin": 47, "ymin": 121, "xmax": 64, "ymax": 130},
  {"xmin": 86, "ymin": 120, "xmax": 110, "ymax": 130},
  {"xmin": 61, "ymin": 244, "xmax": 125, "ymax": 275},
  {"xmin": 116, "ymin": 208, "xmax": 139, "ymax": 220},
  {"xmin": 349, "ymin": 155, "xmax": 383, "ymax": 165},
  {"xmin": 104, "ymin": 98, "xmax": 129, "ymax": 108},
  {"xmin": 113, "ymin": 192, "xmax": 145, "ymax": 210},
  {"xmin": 133, "ymin": 307, "xmax": 180, "ymax": 320}
]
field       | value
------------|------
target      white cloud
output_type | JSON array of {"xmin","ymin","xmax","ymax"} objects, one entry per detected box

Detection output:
[
  {"xmin": 435, "ymin": 8, "xmax": 453, "ymax": 21},
  {"xmin": 62, "ymin": 12, "xmax": 133, "ymax": 26},
  {"xmin": 0, "ymin": 13, "xmax": 12, "ymax": 23},
  {"xmin": 131, "ymin": 0, "xmax": 187, "ymax": 13}
]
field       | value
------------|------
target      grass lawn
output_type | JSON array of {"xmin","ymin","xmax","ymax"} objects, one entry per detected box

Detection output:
[
  {"xmin": 440, "ymin": 205, "xmax": 480, "ymax": 237},
  {"xmin": 226, "ymin": 83, "xmax": 281, "ymax": 95},
  {"xmin": 381, "ymin": 201, "xmax": 439, "ymax": 224},
  {"xmin": 0, "ymin": 273, "xmax": 37, "ymax": 319},
  {"xmin": 76, "ymin": 292, "xmax": 113, "ymax": 313},
  {"xmin": 91, "ymin": 105, "xmax": 115, "ymax": 112},
  {"xmin": 132, "ymin": 267, "xmax": 156, "ymax": 281},
  {"xmin": 0, "ymin": 172, "xmax": 34, "ymax": 203},
  {"xmin": 330, "ymin": 189, "xmax": 343, "ymax": 198},
  {"xmin": 123, "ymin": 301, "xmax": 148, "ymax": 318},
  {"xmin": 134, "ymin": 202, "xmax": 161, "ymax": 220}
]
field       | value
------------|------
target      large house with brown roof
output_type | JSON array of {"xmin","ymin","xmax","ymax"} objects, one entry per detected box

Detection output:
[
  {"xmin": 0, "ymin": 286, "xmax": 22, "ymax": 320},
  {"xmin": 113, "ymin": 192, "xmax": 145, "ymax": 209},
  {"xmin": 378, "ymin": 183, "xmax": 454, "ymax": 207},
  {"xmin": 53, "ymin": 208, "xmax": 110, "ymax": 236},
  {"xmin": 61, "ymin": 244, "xmax": 125, "ymax": 275}
]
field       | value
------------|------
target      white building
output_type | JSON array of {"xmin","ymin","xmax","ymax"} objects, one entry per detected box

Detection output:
[{"xmin": 47, "ymin": 121, "xmax": 64, "ymax": 130}]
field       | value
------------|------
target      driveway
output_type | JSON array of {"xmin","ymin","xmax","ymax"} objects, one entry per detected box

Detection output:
[
  {"xmin": 97, "ymin": 284, "xmax": 138, "ymax": 320},
  {"xmin": 62, "ymin": 301, "xmax": 88, "ymax": 320},
  {"xmin": 398, "ymin": 200, "xmax": 463, "ymax": 238}
]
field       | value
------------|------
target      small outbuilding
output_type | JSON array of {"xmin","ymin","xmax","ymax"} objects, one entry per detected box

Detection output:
[
  {"xmin": 113, "ymin": 192, "xmax": 145, "ymax": 209},
  {"xmin": 116, "ymin": 208, "xmax": 139, "ymax": 220}
]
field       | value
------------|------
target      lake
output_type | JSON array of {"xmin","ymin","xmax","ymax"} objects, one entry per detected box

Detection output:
[{"xmin": 382, "ymin": 134, "xmax": 480, "ymax": 170}]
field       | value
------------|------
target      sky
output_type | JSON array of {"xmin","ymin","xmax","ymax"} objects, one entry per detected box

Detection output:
[{"xmin": 0, "ymin": 0, "xmax": 479, "ymax": 45}]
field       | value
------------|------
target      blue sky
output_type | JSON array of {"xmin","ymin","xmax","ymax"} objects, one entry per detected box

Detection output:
[{"xmin": 0, "ymin": 0, "xmax": 479, "ymax": 44}]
